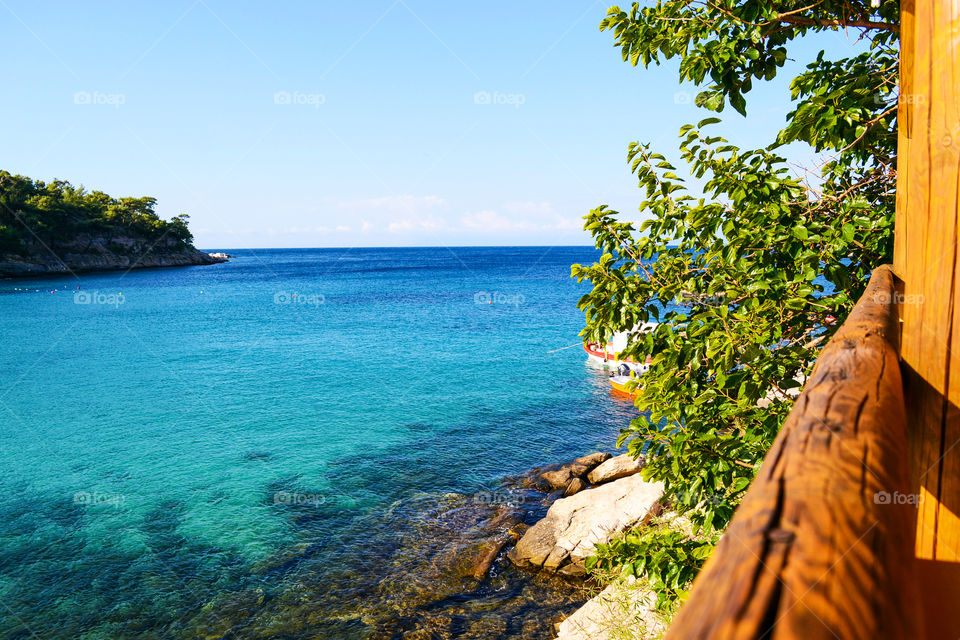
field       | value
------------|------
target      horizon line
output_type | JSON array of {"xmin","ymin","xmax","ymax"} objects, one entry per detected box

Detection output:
[{"xmin": 199, "ymin": 244, "xmax": 600, "ymax": 251}]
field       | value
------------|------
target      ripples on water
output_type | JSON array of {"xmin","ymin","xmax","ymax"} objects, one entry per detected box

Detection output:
[{"xmin": 0, "ymin": 247, "xmax": 637, "ymax": 638}]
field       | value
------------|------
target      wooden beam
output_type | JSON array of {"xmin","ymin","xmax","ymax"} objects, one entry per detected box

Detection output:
[{"xmin": 665, "ymin": 266, "xmax": 921, "ymax": 640}]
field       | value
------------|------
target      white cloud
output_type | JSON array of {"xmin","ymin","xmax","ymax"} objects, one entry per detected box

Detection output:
[{"xmin": 461, "ymin": 204, "xmax": 581, "ymax": 233}]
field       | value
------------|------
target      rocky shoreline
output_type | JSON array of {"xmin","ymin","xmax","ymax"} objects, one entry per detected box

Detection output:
[
  {"xmin": 180, "ymin": 451, "xmax": 665, "ymax": 640},
  {"xmin": 367, "ymin": 450, "xmax": 668, "ymax": 639},
  {"xmin": 508, "ymin": 453, "xmax": 661, "ymax": 579},
  {"xmin": 0, "ymin": 235, "xmax": 228, "ymax": 277}
]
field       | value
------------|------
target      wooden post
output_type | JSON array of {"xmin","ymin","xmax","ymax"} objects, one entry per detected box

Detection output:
[{"xmin": 894, "ymin": 0, "xmax": 960, "ymax": 562}]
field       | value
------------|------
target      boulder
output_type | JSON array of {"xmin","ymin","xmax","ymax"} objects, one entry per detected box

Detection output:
[
  {"xmin": 555, "ymin": 576, "xmax": 665, "ymax": 640},
  {"xmin": 509, "ymin": 474, "xmax": 664, "ymax": 572},
  {"xmin": 526, "ymin": 461, "xmax": 593, "ymax": 492},
  {"xmin": 563, "ymin": 477, "xmax": 587, "ymax": 497},
  {"xmin": 541, "ymin": 465, "xmax": 587, "ymax": 490},
  {"xmin": 507, "ymin": 516, "xmax": 558, "ymax": 568},
  {"xmin": 512, "ymin": 454, "xmax": 611, "ymax": 492},
  {"xmin": 587, "ymin": 454, "xmax": 645, "ymax": 485},
  {"xmin": 573, "ymin": 452, "xmax": 612, "ymax": 468}
]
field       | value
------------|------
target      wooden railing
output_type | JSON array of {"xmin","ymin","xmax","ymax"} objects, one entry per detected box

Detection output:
[{"xmin": 665, "ymin": 265, "xmax": 923, "ymax": 640}]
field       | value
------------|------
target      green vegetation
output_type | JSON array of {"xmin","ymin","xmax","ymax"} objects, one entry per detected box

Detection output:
[
  {"xmin": 587, "ymin": 517, "xmax": 718, "ymax": 615},
  {"xmin": 0, "ymin": 170, "xmax": 193, "ymax": 255},
  {"xmin": 573, "ymin": 0, "xmax": 899, "ymax": 613}
]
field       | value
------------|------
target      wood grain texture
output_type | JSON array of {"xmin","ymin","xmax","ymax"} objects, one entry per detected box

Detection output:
[
  {"xmin": 893, "ymin": 0, "xmax": 914, "ymax": 274},
  {"xmin": 665, "ymin": 266, "xmax": 921, "ymax": 640},
  {"xmin": 895, "ymin": 0, "xmax": 960, "ymax": 561}
]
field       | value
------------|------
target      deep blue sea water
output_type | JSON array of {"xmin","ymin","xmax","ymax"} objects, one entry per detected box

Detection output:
[{"xmin": 0, "ymin": 247, "xmax": 636, "ymax": 639}]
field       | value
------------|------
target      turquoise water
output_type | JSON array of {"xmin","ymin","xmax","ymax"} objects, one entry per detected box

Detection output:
[{"xmin": 0, "ymin": 247, "xmax": 635, "ymax": 639}]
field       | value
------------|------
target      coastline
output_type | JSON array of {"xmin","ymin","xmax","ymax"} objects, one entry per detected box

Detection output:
[
  {"xmin": 0, "ymin": 246, "xmax": 635, "ymax": 640},
  {"xmin": 0, "ymin": 246, "xmax": 228, "ymax": 277},
  {"xmin": 192, "ymin": 450, "xmax": 663, "ymax": 640}
]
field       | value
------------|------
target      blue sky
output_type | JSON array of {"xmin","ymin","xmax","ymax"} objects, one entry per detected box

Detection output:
[{"xmin": 1, "ymin": 1, "xmax": 865, "ymax": 248}]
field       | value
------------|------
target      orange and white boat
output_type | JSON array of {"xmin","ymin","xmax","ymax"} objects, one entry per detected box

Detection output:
[
  {"xmin": 583, "ymin": 324, "xmax": 657, "ymax": 373},
  {"xmin": 609, "ymin": 375, "xmax": 640, "ymax": 396}
]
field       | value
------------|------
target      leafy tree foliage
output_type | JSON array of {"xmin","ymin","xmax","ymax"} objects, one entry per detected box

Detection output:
[
  {"xmin": 587, "ymin": 520, "xmax": 718, "ymax": 612},
  {"xmin": 0, "ymin": 171, "xmax": 194, "ymax": 254},
  {"xmin": 573, "ymin": 0, "xmax": 899, "ymax": 608}
]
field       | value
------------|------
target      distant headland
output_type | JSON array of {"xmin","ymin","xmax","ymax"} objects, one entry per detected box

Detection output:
[{"xmin": 0, "ymin": 170, "xmax": 226, "ymax": 277}]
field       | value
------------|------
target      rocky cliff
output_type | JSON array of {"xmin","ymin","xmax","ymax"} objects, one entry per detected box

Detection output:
[
  {"xmin": 0, "ymin": 170, "xmax": 229, "ymax": 278},
  {"xmin": 0, "ymin": 234, "xmax": 227, "ymax": 277}
]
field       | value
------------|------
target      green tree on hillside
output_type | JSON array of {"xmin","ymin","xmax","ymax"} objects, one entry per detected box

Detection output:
[
  {"xmin": 574, "ymin": 0, "xmax": 900, "ymax": 610},
  {"xmin": 0, "ymin": 171, "xmax": 194, "ymax": 253}
]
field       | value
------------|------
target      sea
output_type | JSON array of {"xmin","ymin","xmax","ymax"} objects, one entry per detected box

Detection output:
[{"xmin": 0, "ymin": 247, "xmax": 638, "ymax": 639}]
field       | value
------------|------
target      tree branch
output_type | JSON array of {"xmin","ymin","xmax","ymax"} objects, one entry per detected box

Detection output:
[{"xmin": 774, "ymin": 14, "xmax": 899, "ymax": 33}]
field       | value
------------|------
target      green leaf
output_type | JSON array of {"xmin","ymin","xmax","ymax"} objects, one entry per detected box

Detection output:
[{"xmin": 842, "ymin": 222, "xmax": 855, "ymax": 242}]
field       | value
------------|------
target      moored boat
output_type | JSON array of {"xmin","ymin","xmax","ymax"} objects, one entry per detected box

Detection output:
[
  {"xmin": 608, "ymin": 375, "xmax": 639, "ymax": 396},
  {"xmin": 584, "ymin": 323, "xmax": 657, "ymax": 373}
]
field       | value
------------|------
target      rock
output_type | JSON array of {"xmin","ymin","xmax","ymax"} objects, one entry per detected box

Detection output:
[
  {"xmin": 0, "ymin": 241, "xmax": 226, "ymax": 277},
  {"xmin": 556, "ymin": 576, "xmax": 665, "ymax": 640},
  {"xmin": 510, "ymin": 474, "xmax": 664, "ymax": 572},
  {"xmin": 587, "ymin": 454, "xmax": 645, "ymax": 485},
  {"xmin": 508, "ymin": 516, "xmax": 558, "ymax": 568},
  {"xmin": 520, "ymin": 460, "xmax": 593, "ymax": 492},
  {"xmin": 191, "ymin": 588, "xmax": 268, "ymax": 638},
  {"xmin": 510, "ymin": 454, "xmax": 612, "ymax": 493},
  {"xmin": 207, "ymin": 252, "xmax": 231, "ymax": 260},
  {"xmin": 540, "ymin": 463, "xmax": 589, "ymax": 490},
  {"xmin": 563, "ymin": 478, "xmax": 587, "ymax": 497},
  {"xmin": 467, "ymin": 534, "xmax": 512, "ymax": 581},
  {"xmin": 556, "ymin": 562, "xmax": 588, "ymax": 580},
  {"xmin": 193, "ymin": 485, "xmax": 588, "ymax": 640},
  {"xmin": 508, "ymin": 522, "xmax": 529, "ymax": 540},
  {"xmin": 540, "ymin": 468, "xmax": 575, "ymax": 490},
  {"xmin": 573, "ymin": 452, "xmax": 612, "ymax": 468}
]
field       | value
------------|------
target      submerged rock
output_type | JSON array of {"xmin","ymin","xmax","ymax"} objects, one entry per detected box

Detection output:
[
  {"xmin": 188, "ymin": 453, "xmax": 650, "ymax": 640},
  {"xmin": 587, "ymin": 454, "xmax": 645, "ymax": 485},
  {"xmin": 509, "ymin": 475, "xmax": 664, "ymax": 574}
]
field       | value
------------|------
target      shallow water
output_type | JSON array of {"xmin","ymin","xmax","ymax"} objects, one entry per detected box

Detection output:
[{"xmin": 0, "ymin": 247, "xmax": 636, "ymax": 639}]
